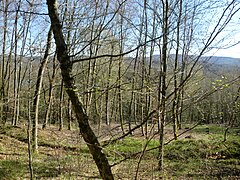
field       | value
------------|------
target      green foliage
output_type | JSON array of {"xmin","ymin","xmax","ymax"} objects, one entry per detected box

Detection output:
[
  {"xmin": 33, "ymin": 161, "xmax": 60, "ymax": 179},
  {"xmin": 106, "ymin": 138, "xmax": 144, "ymax": 157},
  {"xmin": 0, "ymin": 160, "xmax": 26, "ymax": 179},
  {"xmin": 164, "ymin": 135, "xmax": 240, "ymax": 178},
  {"xmin": 165, "ymin": 139, "xmax": 208, "ymax": 161},
  {"xmin": 0, "ymin": 125, "xmax": 28, "ymax": 142},
  {"xmin": 105, "ymin": 137, "xmax": 159, "ymax": 159}
]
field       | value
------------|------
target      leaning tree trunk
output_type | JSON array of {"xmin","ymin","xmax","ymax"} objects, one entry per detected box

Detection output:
[
  {"xmin": 42, "ymin": 52, "xmax": 57, "ymax": 129},
  {"xmin": 46, "ymin": 1, "xmax": 114, "ymax": 179},
  {"xmin": 32, "ymin": 27, "xmax": 52, "ymax": 152}
]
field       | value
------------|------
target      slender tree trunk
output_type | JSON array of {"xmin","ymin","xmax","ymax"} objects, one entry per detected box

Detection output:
[
  {"xmin": 27, "ymin": 59, "xmax": 34, "ymax": 180},
  {"xmin": 142, "ymin": 0, "xmax": 148, "ymax": 138},
  {"xmin": 85, "ymin": 1, "xmax": 99, "ymax": 117},
  {"xmin": 118, "ymin": 17, "xmax": 124, "ymax": 134},
  {"xmin": 128, "ymin": 35, "xmax": 142, "ymax": 133},
  {"xmin": 67, "ymin": 98, "xmax": 72, "ymax": 130},
  {"xmin": 12, "ymin": 0, "xmax": 21, "ymax": 125},
  {"xmin": 146, "ymin": 0, "xmax": 156, "ymax": 127},
  {"xmin": 137, "ymin": 2, "xmax": 146, "ymax": 136},
  {"xmin": 0, "ymin": 0, "xmax": 9, "ymax": 125},
  {"xmin": 6, "ymin": 8, "xmax": 16, "ymax": 124},
  {"xmin": 32, "ymin": 28, "xmax": 52, "ymax": 152},
  {"xmin": 158, "ymin": 0, "xmax": 169, "ymax": 171},
  {"xmin": 42, "ymin": 53, "xmax": 57, "ymax": 129},
  {"xmin": 47, "ymin": 1, "xmax": 114, "ymax": 179},
  {"xmin": 111, "ymin": 88, "xmax": 118, "ymax": 123},
  {"xmin": 172, "ymin": 0, "xmax": 182, "ymax": 140},
  {"xmin": 105, "ymin": 44, "xmax": 114, "ymax": 125},
  {"xmin": 118, "ymin": 58, "xmax": 124, "ymax": 133},
  {"xmin": 17, "ymin": 4, "xmax": 33, "ymax": 125},
  {"xmin": 59, "ymin": 79, "xmax": 64, "ymax": 131}
]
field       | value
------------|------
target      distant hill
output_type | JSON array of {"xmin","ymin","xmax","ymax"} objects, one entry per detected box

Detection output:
[
  {"xmin": 142, "ymin": 54, "xmax": 240, "ymax": 71},
  {"xmin": 147, "ymin": 54, "xmax": 240, "ymax": 67},
  {"xmin": 202, "ymin": 56, "xmax": 240, "ymax": 67},
  {"xmin": 124, "ymin": 54, "xmax": 240, "ymax": 77}
]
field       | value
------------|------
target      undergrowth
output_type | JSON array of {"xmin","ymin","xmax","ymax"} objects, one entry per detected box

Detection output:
[{"xmin": 0, "ymin": 124, "xmax": 239, "ymax": 179}]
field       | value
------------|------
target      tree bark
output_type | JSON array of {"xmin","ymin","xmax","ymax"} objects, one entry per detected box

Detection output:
[
  {"xmin": 42, "ymin": 53, "xmax": 57, "ymax": 129},
  {"xmin": 0, "ymin": 0, "xmax": 9, "ymax": 125},
  {"xmin": 46, "ymin": 1, "xmax": 114, "ymax": 179},
  {"xmin": 32, "ymin": 27, "xmax": 52, "ymax": 152},
  {"xmin": 158, "ymin": 0, "xmax": 169, "ymax": 171},
  {"xmin": 27, "ymin": 59, "xmax": 34, "ymax": 180},
  {"xmin": 172, "ymin": 0, "xmax": 182, "ymax": 140},
  {"xmin": 67, "ymin": 98, "xmax": 72, "ymax": 130},
  {"xmin": 59, "ymin": 79, "xmax": 64, "ymax": 131},
  {"xmin": 12, "ymin": 0, "xmax": 21, "ymax": 126}
]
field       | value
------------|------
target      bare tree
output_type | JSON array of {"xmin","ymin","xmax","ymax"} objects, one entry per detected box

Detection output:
[{"xmin": 46, "ymin": 0, "xmax": 114, "ymax": 179}]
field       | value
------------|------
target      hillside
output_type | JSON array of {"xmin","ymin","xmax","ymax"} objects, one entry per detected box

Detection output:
[
  {"xmin": 0, "ymin": 124, "xmax": 240, "ymax": 179},
  {"xmin": 146, "ymin": 54, "xmax": 240, "ymax": 67}
]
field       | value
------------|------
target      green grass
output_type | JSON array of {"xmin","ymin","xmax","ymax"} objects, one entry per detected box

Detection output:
[
  {"xmin": 165, "ymin": 139, "xmax": 208, "ymax": 161},
  {"xmin": 163, "ymin": 138, "xmax": 240, "ymax": 178},
  {"xmin": 0, "ymin": 124, "xmax": 239, "ymax": 179},
  {"xmin": 105, "ymin": 137, "xmax": 159, "ymax": 159},
  {"xmin": 106, "ymin": 125, "xmax": 240, "ymax": 178},
  {"xmin": 0, "ymin": 160, "xmax": 27, "ymax": 180},
  {"xmin": 33, "ymin": 160, "xmax": 60, "ymax": 179}
]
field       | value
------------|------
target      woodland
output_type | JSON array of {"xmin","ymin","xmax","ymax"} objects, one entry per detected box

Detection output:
[{"xmin": 0, "ymin": 0, "xmax": 240, "ymax": 179}]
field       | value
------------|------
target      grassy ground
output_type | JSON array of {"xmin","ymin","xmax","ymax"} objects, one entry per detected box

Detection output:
[{"xmin": 0, "ymin": 123, "xmax": 239, "ymax": 179}]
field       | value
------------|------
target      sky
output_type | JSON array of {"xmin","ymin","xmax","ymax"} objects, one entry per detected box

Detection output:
[
  {"xmin": 211, "ymin": 44, "xmax": 240, "ymax": 58},
  {"xmin": 207, "ymin": 30, "xmax": 240, "ymax": 58},
  {"xmin": 1, "ymin": 0, "xmax": 239, "ymax": 59},
  {"xmin": 205, "ymin": 1, "xmax": 240, "ymax": 59}
]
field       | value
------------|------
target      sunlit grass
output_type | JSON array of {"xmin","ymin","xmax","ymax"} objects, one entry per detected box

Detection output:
[
  {"xmin": 0, "ymin": 160, "xmax": 27, "ymax": 179},
  {"xmin": 0, "ymin": 124, "xmax": 239, "ymax": 179}
]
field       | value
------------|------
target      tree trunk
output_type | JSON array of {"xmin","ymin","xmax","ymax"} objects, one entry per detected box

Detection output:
[
  {"xmin": 47, "ymin": 1, "xmax": 114, "ymax": 179},
  {"xmin": 27, "ymin": 59, "xmax": 34, "ymax": 180},
  {"xmin": 42, "ymin": 53, "xmax": 57, "ymax": 129},
  {"xmin": 12, "ymin": 0, "xmax": 21, "ymax": 125},
  {"xmin": 158, "ymin": 0, "xmax": 169, "ymax": 171},
  {"xmin": 59, "ymin": 79, "xmax": 64, "ymax": 131},
  {"xmin": 105, "ymin": 44, "xmax": 114, "ymax": 126},
  {"xmin": 67, "ymin": 98, "xmax": 72, "ymax": 130},
  {"xmin": 0, "ymin": 0, "xmax": 8, "ymax": 125},
  {"xmin": 118, "ymin": 11, "xmax": 124, "ymax": 134},
  {"xmin": 32, "ymin": 27, "xmax": 52, "ymax": 152},
  {"xmin": 172, "ymin": 0, "xmax": 182, "ymax": 140}
]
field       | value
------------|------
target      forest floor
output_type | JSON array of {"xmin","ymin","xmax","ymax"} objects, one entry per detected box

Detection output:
[{"xmin": 0, "ymin": 122, "xmax": 239, "ymax": 179}]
